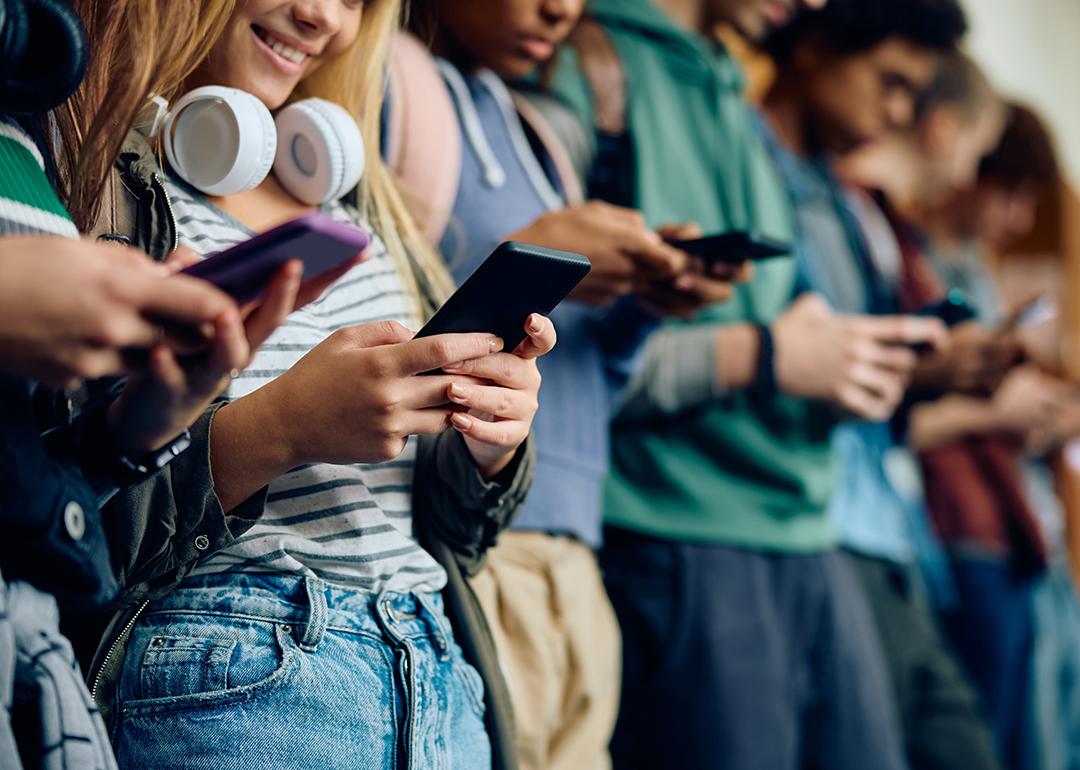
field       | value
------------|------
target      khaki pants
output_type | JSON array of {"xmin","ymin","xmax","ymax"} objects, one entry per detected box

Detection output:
[{"xmin": 471, "ymin": 532, "xmax": 621, "ymax": 770}]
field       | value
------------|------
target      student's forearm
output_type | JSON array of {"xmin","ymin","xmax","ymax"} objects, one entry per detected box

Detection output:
[
  {"xmin": 210, "ymin": 389, "xmax": 297, "ymax": 512},
  {"xmin": 908, "ymin": 395, "xmax": 1002, "ymax": 450},
  {"xmin": 616, "ymin": 322, "xmax": 760, "ymax": 421},
  {"xmin": 714, "ymin": 323, "xmax": 760, "ymax": 391}
]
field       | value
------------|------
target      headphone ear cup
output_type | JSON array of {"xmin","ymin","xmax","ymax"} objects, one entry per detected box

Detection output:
[
  {"xmin": 0, "ymin": 0, "xmax": 30, "ymax": 79},
  {"xmin": 164, "ymin": 86, "xmax": 277, "ymax": 196},
  {"xmin": 274, "ymin": 98, "xmax": 365, "ymax": 206},
  {"xmin": 0, "ymin": 0, "xmax": 87, "ymax": 115}
]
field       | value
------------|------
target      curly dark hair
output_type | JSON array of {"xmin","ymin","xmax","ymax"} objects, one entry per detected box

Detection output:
[{"xmin": 763, "ymin": 0, "xmax": 968, "ymax": 64}]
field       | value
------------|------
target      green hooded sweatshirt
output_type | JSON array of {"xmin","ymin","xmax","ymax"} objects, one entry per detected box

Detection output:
[{"xmin": 548, "ymin": 0, "xmax": 837, "ymax": 550}]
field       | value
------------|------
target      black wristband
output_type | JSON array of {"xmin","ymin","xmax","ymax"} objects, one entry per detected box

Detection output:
[
  {"xmin": 752, "ymin": 323, "xmax": 777, "ymax": 397},
  {"xmin": 74, "ymin": 403, "xmax": 191, "ymax": 490}
]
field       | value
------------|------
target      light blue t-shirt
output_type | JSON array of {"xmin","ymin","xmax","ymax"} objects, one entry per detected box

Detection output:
[{"xmin": 755, "ymin": 113, "xmax": 916, "ymax": 564}]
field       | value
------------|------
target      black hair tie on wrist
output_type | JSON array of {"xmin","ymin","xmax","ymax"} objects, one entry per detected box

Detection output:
[
  {"xmin": 751, "ymin": 322, "xmax": 777, "ymax": 398},
  {"xmin": 0, "ymin": 0, "xmax": 88, "ymax": 116}
]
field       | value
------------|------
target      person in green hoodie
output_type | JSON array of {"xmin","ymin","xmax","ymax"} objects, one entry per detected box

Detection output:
[{"xmin": 547, "ymin": 0, "xmax": 950, "ymax": 767}]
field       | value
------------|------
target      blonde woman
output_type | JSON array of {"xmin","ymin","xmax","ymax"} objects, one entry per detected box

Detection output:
[{"xmin": 63, "ymin": 1, "xmax": 555, "ymax": 767}]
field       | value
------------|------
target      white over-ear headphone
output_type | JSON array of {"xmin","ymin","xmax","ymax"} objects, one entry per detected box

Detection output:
[{"xmin": 160, "ymin": 85, "xmax": 365, "ymax": 205}]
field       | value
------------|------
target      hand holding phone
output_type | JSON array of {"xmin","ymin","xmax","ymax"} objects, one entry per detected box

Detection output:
[
  {"xmin": 665, "ymin": 231, "xmax": 790, "ymax": 267},
  {"xmin": 415, "ymin": 241, "xmax": 591, "ymax": 352},
  {"xmin": 908, "ymin": 290, "xmax": 977, "ymax": 354},
  {"xmin": 180, "ymin": 212, "xmax": 369, "ymax": 303}
]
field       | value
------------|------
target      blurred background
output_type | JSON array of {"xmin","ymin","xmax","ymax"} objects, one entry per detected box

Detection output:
[
  {"xmin": 727, "ymin": 1, "xmax": 1080, "ymax": 584},
  {"xmin": 962, "ymin": 0, "xmax": 1080, "ymax": 584}
]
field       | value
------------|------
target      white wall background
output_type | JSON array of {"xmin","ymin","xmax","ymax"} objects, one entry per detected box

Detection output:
[{"xmin": 960, "ymin": 0, "xmax": 1080, "ymax": 186}]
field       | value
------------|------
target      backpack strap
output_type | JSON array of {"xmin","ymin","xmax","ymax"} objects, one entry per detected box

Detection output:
[
  {"xmin": 510, "ymin": 90, "xmax": 584, "ymax": 206},
  {"xmin": 565, "ymin": 16, "xmax": 627, "ymax": 135},
  {"xmin": 385, "ymin": 31, "xmax": 462, "ymax": 246}
]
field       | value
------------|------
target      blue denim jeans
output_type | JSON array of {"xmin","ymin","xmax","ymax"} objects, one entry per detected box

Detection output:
[
  {"xmin": 944, "ymin": 556, "xmax": 1036, "ymax": 770},
  {"xmin": 1029, "ymin": 566, "xmax": 1080, "ymax": 770},
  {"xmin": 110, "ymin": 573, "xmax": 491, "ymax": 770}
]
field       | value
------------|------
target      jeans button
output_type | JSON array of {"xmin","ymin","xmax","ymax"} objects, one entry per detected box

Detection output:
[
  {"xmin": 194, "ymin": 534, "xmax": 210, "ymax": 551},
  {"xmin": 63, "ymin": 501, "xmax": 85, "ymax": 541}
]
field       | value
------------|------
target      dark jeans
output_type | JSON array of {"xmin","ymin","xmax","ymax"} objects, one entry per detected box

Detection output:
[
  {"xmin": 848, "ymin": 551, "xmax": 1003, "ymax": 770},
  {"xmin": 601, "ymin": 527, "xmax": 906, "ymax": 770},
  {"xmin": 944, "ymin": 555, "xmax": 1037, "ymax": 770}
]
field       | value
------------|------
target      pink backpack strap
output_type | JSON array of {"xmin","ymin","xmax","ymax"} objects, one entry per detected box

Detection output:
[
  {"xmin": 386, "ymin": 32, "xmax": 462, "ymax": 245},
  {"xmin": 511, "ymin": 91, "xmax": 584, "ymax": 207}
]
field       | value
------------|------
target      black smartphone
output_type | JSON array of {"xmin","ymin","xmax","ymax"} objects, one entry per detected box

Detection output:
[
  {"xmin": 909, "ymin": 289, "xmax": 977, "ymax": 353},
  {"xmin": 666, "ymin": 231, "xmax": 791, "ymax": 265},
  {"xmin": 915, "ymin": 289, "xmax": 977, "ymax": 327},
  {"xmin": 415, "ymin": 241, "xmax": 591, "ymax": 352}
]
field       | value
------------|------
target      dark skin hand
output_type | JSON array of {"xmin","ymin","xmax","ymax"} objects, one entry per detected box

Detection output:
[
  {"xmin": 911, "ymin": 321, "xmax": 1024, "ymax": 396},
  {"xmin": 637, "ymin": 223, "xmax": 751, "ymax": 318}
]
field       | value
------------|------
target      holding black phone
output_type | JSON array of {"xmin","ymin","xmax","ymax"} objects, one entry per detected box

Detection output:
[
  {"xmin": 415, "ymin": 241, "xmax": 591, "ymax": 352},
  {"xmin": 908, "ymin": 289, "xmax": 977, "ymax": 354},
  {"xmin": 666, "ymin": 231, "xmax": 791, "ymax": 266}
]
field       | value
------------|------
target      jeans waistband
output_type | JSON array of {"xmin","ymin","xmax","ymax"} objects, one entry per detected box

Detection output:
[{"xmin": 147, "ymin": 573, "xmax": 450, "ymax": 653}]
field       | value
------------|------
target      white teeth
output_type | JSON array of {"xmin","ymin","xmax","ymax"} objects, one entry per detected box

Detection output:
[{"xmin": 258, "ymin": 29, "xmax": 308, "ymax": 65}]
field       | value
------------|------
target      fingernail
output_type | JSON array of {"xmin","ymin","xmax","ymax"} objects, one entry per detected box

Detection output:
[
  {"xmin": 451, "ymin": 413, "xmax": 472, "ymax": 430},
  {"xmin": 528, "ymin": 314, "xmax": 543, "ymax": 333},
  {"xmin": 449, "ymin": 383, "xmax": 467, "ymax": 399},
  {"xmin": 490, "ymin": 337, "xmax": 504, "ymax": 353}
]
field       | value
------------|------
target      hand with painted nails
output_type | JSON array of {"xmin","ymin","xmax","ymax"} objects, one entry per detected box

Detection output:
[{"xmin": 441, "ymin": 313, "xmax": 557, "ymax": 479}]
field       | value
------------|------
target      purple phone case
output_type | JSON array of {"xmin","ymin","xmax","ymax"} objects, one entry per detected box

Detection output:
[{"xmin": 181, "ymin": 212, "xmax": 369, "ymax": 303}]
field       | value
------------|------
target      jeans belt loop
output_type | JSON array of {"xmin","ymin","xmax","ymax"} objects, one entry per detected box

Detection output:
[
  {"xmin": 300, "ymin": 575, "xmax": 328, "ymax": 652},
  {"xmin": 414, "ymin": 592, "xmax": 452, "ymax": 661}
]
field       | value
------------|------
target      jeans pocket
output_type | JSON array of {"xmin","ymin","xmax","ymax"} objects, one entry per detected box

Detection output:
[
  {"xmin": 139, "ymin": 636, "xmax": 235, "ymax": 701},
  {"xmin": 122, "ymin": 618, "xmax": 301, "ymax": 717}
]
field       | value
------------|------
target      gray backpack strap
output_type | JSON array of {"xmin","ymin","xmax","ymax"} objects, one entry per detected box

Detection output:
[
  {"xmin": 512, "ymin": 88, "xmax": 590, "ymax": 202},
  {"xmin": 566, "ymin": 17, "xmax": 627, "ymax": 135}
]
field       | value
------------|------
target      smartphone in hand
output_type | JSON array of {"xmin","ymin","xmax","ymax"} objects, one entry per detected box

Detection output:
[
  {"xmin": 180, "ymin": 212, "xmax": 369, "ymax": 303},
  {"xmin": 909, "ymin": 289, "xmax": 977, "ymax": 354},
  {"xmin": 415, "ymin": 241, "xmax": 591, "ymax": 353},
  {"xmin": 666, "ymin": 231, "xmax": 790, "ymax": 266}
]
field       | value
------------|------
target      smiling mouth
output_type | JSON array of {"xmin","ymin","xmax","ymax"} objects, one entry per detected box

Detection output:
[{"xmin": 252, "ymin": 24, "xmax": 310, "ymax": 66}]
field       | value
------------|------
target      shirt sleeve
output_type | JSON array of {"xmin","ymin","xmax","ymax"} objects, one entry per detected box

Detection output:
[{"xmin": 615, "ymin": 323, "xmax": 724, "ymax": 422}]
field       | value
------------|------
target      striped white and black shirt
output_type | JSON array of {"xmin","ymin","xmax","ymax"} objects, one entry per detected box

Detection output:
[{"xmin": 169, "ymin": 177, "xmax": 449, "ymax": 594}]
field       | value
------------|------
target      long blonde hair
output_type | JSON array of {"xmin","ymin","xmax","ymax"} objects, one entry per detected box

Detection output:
[
  {"xmin": 59, "ymin": 0, "xmax": 452, "ymax": 307},
  {"xmin": 296, "ymin": 0, "xmax": 454, "ymax": 306},
  {"xmin": 57, "ymin": 0, "xmax": 237, "ymax": 232}
]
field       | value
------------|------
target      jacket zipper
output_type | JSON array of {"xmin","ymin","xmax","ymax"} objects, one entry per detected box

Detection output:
[
  {"xmin": 151, "ymin": 172, "xmax": 180, "ymax": 252},
  {"xmin": 90, "ymin": 599, "xmax": 150, "ymax": 703}
]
